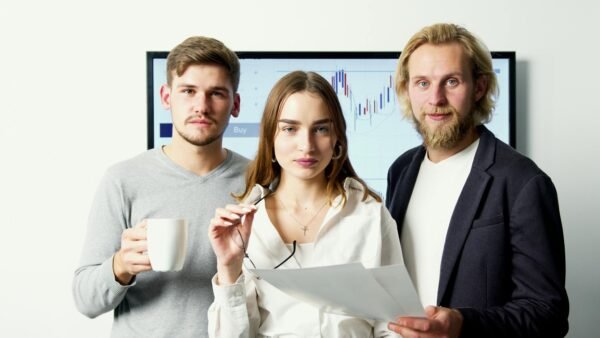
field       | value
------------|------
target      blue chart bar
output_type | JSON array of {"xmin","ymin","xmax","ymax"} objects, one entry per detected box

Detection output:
[{"xmin": 160, "ymin": 123, "xmax": 172, "ymax": 137}]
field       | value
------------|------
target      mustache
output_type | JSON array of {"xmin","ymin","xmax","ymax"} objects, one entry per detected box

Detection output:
[
  {"xmin": 421, "ymin": 106, "xmax": 458, "ymax": 115},
  {"xmin": 185, "ymin": 115, "xmax": 217, "ymax": 124}
]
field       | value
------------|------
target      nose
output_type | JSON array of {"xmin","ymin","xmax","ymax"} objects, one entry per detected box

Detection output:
[
  {"xmin": 193, "ymin": 94, "xmax": 210, "ymax": 115},
  {"xmin": 297, "ymin": 129, "xmax": 315, "ymax": 153},
  {"xmin": 429, "ymin": 84, "xmax": 447, "ymax": 107}
]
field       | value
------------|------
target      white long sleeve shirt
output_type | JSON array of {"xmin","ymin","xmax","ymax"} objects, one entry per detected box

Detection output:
[{"xmin": 208, "ymin": 178, "xmax": 404, "ymax": 337}]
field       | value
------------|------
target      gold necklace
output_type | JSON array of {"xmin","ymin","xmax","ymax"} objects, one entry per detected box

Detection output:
[{"xmin": 275, "ymin": 194, "xmax": 328, "ymax": 236}]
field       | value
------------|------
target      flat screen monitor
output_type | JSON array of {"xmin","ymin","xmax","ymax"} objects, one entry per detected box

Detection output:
[{"xmin": 147, "ymin": 51, "xmax": 515, "ymax": 196}]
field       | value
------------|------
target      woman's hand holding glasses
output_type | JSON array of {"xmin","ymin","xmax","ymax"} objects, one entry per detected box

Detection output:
[{"xmin": 208, "ymin": 204, "xmax": 257, "ymax": 285}]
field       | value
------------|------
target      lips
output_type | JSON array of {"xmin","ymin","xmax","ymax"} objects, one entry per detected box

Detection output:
[
  {"xmin": 295, "ymin": 158, "xmax": 318, "ymax": 167},
  {"xmin": 427, "ymin": 113, "xmax": 451, "ymax": 121},
  {"xmin": 186, "ymin": 118, "xmax": 213, "ymax": 126}
]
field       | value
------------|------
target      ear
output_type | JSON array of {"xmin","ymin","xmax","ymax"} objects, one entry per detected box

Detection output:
[
  {"xmin": 231, "ymin": 93, "xmax": 241, "ymax": 118},
  {"xmin": 160, "ymin": 84, "xmax": 171, "ymax": 110},
  {"xmin": 474, "ymin": 75, "xmax": 487, "ymax": 102}
]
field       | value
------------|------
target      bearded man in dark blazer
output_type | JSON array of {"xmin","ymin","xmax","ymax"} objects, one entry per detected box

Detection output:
[{"xmin": 386, "ymin": 23, "xmax": 568, "ymax": 338}]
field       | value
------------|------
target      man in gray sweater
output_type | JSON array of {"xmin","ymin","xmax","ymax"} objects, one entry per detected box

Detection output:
[{"xmin": 73, "ymin": 36, "xmax": 249, "ymax": 337}]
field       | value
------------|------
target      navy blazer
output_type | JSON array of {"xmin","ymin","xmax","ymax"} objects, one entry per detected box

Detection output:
[{"xmin": 386, "ymin": 125, "xmax": 568, "ymax": 338}]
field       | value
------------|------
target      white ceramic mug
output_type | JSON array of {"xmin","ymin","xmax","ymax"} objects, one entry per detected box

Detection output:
[{"xmin": 146, "ymin": 218, "xmax": 188, "ymax": 271}]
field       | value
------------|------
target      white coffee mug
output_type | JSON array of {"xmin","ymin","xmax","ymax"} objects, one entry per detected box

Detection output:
[{"xmin": 146, "ymin": 218, "xmax": 188, "ymax": 271}]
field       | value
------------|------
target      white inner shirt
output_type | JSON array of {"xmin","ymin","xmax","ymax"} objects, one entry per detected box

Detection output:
[{"xmin": 401, "ymin": 138, "xmax": 479, "ymax": 307}]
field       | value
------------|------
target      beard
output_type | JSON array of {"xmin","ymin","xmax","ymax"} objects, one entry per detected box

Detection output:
[
  {"xmin": 413, "ymin": 106, "xmax": 474, "ymax": 149},
  {"xmin": 174, "ymin": 115, "xmax": 228, "ymax": 147}
]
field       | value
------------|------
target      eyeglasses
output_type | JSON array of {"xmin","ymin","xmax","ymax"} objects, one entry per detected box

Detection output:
[
  {"xmin": 237, "ymin": 228, "xmax": 297, "ymax": 270},
  {"xmin": 236, "ymin": 191, "xmax": 297, "ymax": 270}
]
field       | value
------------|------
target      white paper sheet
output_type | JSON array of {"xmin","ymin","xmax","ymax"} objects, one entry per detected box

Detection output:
[{"xmin": 252, "ymin": 263, "xmax": 424, "ymax": 321}]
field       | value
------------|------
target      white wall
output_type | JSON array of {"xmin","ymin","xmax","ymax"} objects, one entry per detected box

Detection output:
[{"xmin": 1, "ymin": 0, "xmax": 597, "ymax": 337}]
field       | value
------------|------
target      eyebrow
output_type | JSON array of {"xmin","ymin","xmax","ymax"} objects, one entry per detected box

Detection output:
[
  {"xmin": 410, "ymin": 72, "xmax": 465, "ymax": 80},
  {"xmin": 175, "ymin": 83, "xmax": 232, "ymax": 92},
  {"xmin": 278, "ymin": 118, "xmax": 332, "ymax": 125}
]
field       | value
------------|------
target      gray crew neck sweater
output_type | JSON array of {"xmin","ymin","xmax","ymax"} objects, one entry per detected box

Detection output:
[{"xmin": 73, "ymin": 148, "xmax": 249, "ymax": 337}]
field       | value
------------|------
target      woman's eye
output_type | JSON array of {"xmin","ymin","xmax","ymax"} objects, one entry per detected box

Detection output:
[{"xmin": 315, "ymin": 126, "xmax": 330, "ymax": 134}]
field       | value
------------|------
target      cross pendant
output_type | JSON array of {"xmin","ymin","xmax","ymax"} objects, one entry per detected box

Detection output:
[{"xmin": 301, "ymin": 226, "xmax": 308, "ymax": 236}]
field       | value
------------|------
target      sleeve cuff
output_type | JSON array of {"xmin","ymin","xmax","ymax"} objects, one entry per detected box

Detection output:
[
  {"xmin": 211, "ymin": 273, "xmax": 247, "ymax": 308},
  {"xmin": 100, "ymin": 255, "xmax": 135, "ymax": 296},
  {"xmin": 456, "ymin": 307, "xmax": 477, "ymax": 338}
]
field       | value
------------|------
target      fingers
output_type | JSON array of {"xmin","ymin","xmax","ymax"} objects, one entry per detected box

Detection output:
[
  {"xmin": 387, "ymin": 306, "xmax": 462, "ymax": 338},
  {"xmin": 389, "ymin": 316, "xmax": 432, "ymax": 332},
  {"xmin": 137, "ymin": 219, "xmax": 148, "ymax": 229},
  {"xmin": 117, "ymin": 248, "xmax": 151, "ymax": 271},
  {"xmin": 387, "ymin": 322, "xmax": 410, "ymax": 336},
  {"xmin": 113, "ymin": 243, "xmax": 151, "ymax": 284},
  {"xmin": 114, "ymin": 224, "xmax": 151, "ymax": 279},
  {"xmin": 210, "ymin": 204, "xmax": 257, "ymax": 229},
  {"xmin": 121, "ymin": 226, "xmax": 148, "ymax": 253},
  {"xmin": 220, "ymin": 204, "xmax": 257, "ymax": 224},
  {"xmin": 213, "ymin": 208, "xmax": 241, "ymax": 227},
  {"xmin": 388, "ymin": 321, "xmax": 432, "ymax": 337},
  {"xmin": 238, "ymin": 211, "xmax": 255, "ymax": 238},
  {"xmin": 209, "ymin": 205, "xmax": 257, "ymax": 249},
  {"xmin": 123, "ymin": 221, "xmax": 148, "ymax": 241},
  {"xmin": 425, "ymin": 305, "xmax": 438, "ymax": 318}
]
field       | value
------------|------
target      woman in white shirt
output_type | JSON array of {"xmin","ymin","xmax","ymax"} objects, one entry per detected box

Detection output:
[{"xmin": 207, "ymin": 71, "xmax": 403, "ymax": 337}]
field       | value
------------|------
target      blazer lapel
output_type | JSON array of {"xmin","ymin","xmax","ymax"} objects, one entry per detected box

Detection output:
[
  {"xmin": 388, "ymin": 147, "xmax": 426, "ymax": 235},
  {"xmin": 437, "ymin": 125, "xmax": 496, "ymax": 304}
]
